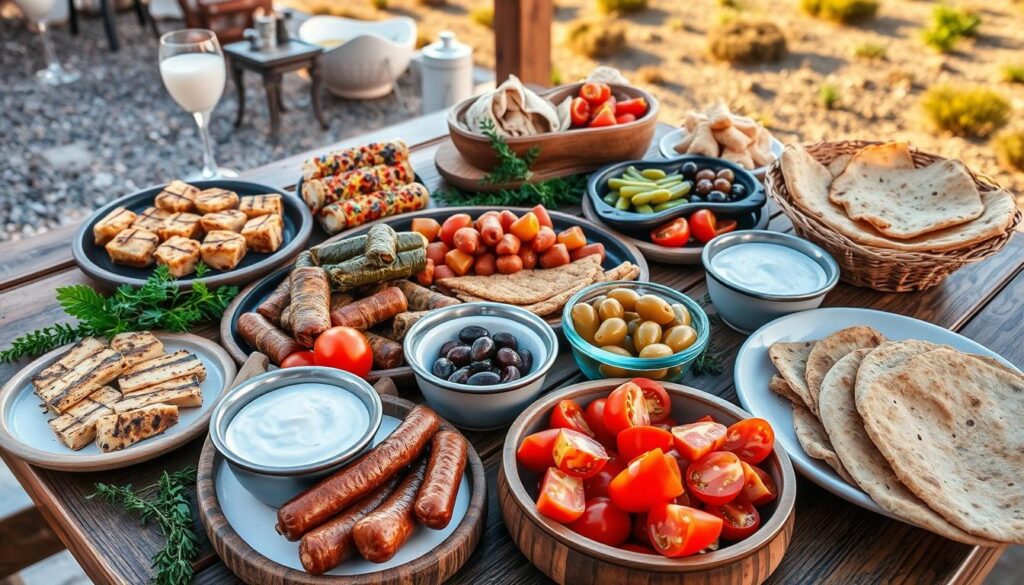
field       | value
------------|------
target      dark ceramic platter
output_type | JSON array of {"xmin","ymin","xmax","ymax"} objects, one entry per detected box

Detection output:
[{"xmin": 72, "ymin": 180, "xmax": 313, "ymax": 289}]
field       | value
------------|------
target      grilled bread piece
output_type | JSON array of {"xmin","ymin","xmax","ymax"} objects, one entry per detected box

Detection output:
[
  {"xmin": 131, "ymin": 207, "xmax": 171, "ymax": 234},
  {"xmin": 93, "ymin": 207, "xmax": 137, "ymax": 246},
  {"xmin": 154, "ymin": 236, "xmax": 201, "ymax": 278},
  {"xmin": 110, "ymin": 331, "xmax": 164, "ymax": 368},
  {"xmin": 195, "ymin": 188, "xmax": 240, "ymax": 214},
  {"xmin": 106, "ymin": 228, "xmax": 160, "ymax": 268},
  {"xmin": 158, "ymin": 212, "xmax": 203, "ymax": 240},
  {"xmin": 154, "ymin": 180, "xmax": 199, "ymax": 212},
  {"xmin": 113, "ymin": 374, "xmax": 203, "ymax": 412},
  {"xmin": 48, "ymin": 386, "xmax": 122, "ymax": 450},
  {"xmin": 241, "ymin": 214, "xmax": 284, "ymax": 254},
  {"xmin": 200, "ymin": 230, "xmax": 247, "ymax": 271},
  {"xmin": 39, "ymin": 348, "xmax": 126, "ymax": 413},
  {"xmin": 32, "ymin": 337, "xmax": 108, "ymax": 392},
  {"xmin": 200, "ymin": 209, "xmax": 248, "ymax": 233},
  {"xmin": 95, "ymin": 404, "xmax": 179, "ymax": 452},
  {"xmin": 119, "ymin": 350, "xmax": 207, "ymax": 394},
  {"xmin": 239, "ymin": 194, "xmax": 284, "ymax": 218}
]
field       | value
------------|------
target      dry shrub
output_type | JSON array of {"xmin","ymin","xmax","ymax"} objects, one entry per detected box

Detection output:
[
  {"xmin": 636, "ymin": 66, "xmax": 666, "ymax": 85},
  {"xmin": 596, "ymin": 0, "xmax": 647, "ymax": 15},
  {"xmin": 920, "ymin": 85, "xmax": 1010, "ymax": 138},
  {"xmin": 708, "ymin": 19, "xmax": 787, "ymax": 64},
  {"xmin": 800, "ymin": 0, "xmax": 879, "ymax": 24},
  {"xmin": 470, "ymin": 5, "xmax": 494, "ymax": 28},
  {"xmin": 994, "ymin": 130, "xmax": 1024, "ymax": 172},
  {"xmin": 565, "ymin": 19, "xmax": 627, "ymax": 59}
]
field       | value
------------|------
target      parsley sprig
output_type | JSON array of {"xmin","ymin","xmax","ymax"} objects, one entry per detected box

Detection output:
[{"xmin": 692, "ymin": 293, "xmax": 723, "ymax": 376}]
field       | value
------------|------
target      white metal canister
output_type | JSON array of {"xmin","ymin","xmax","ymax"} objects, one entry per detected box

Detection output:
[{"xmin": 420, "ymin": 31, "xmax": 473, "ymax": 114}]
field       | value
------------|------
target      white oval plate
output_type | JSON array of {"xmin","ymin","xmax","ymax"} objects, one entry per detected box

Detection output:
[
  {"xmin": 214, "ymin": 415, "xmax": 471, "ymax": 576},
  {"xmin": 734, "ymin": 307, "xmax": 1019, "ymax": 518},
  {"xmin": 0, "ymin": 333, "xmax": 236, "ymax": 472},
  {"xmin": 658, "ymin": 128, "xmax": 783, "ymax": 178}
]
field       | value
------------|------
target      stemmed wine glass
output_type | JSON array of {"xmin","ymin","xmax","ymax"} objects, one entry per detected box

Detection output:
[
  {"xmin": 16, "ymin": 0, "xmax": 79, "ymax": 85},
  {"xmin": 159, "ymin": 29, "xmax": 237, "ymax": 180}
]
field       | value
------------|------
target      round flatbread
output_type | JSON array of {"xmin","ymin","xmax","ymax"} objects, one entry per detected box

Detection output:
[
  {"xmin": 769, "ymin": 374, "xmax": 802, "ymax": 405},
  {"xmin": 768, "ymin": 340, "xmax": 816, "ymax": 409},
  {"xmin": 792, "ymin": 404, "xmax": 854, "ymax": 484},
  {"xmin": 804, "ymin": 326, "xmax": 886, "ymax": 416}
]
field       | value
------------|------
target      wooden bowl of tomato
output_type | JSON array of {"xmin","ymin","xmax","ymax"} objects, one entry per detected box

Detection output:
[
  {"xmin": 447, "ymin": 82, "xmax": 659, "ymax": 177},
  {"xmin": 498, "ymin": 378, "xmax": 796, "ymax": 585}
]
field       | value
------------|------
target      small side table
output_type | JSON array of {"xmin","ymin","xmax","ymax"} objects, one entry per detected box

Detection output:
[{"xmin": 223, "ymin": 40, "xmax": 327, "ymax": 136}]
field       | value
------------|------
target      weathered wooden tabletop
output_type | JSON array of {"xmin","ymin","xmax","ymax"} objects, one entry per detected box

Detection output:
[{"xmin": 1, "ymin": 111, "xmax": 1020, "ymax": 585}]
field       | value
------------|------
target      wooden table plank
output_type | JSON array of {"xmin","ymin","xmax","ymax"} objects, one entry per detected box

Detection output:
[{"xmin": 0, "ymin": 224, "xmax": 80, "ymax": 293}]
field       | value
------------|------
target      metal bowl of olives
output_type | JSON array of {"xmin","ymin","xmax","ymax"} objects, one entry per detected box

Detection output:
[
  {"xmin": 561, "ymin": 281, "xmax": 710, "ymax": 382},
  {"xmin": 402, "ymin": 302, "xmax": 559, "ymax": 431}
]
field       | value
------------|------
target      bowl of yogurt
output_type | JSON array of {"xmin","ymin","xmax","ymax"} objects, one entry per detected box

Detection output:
[
  {"xmin": 208, "ymin": 366, "xmax": 382, "ymax": 507},
  {"xmin": 701, "ymin": 230, "xmax": 839, "ymax": 333}
]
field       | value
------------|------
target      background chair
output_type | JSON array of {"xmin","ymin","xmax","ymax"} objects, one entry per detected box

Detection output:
[{"xmin": 176, "ymin": 0, "xmax": 271, "ymax": 43}]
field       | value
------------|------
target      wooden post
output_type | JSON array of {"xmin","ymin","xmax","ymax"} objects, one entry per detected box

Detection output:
[{"xmin": 494, "ymin": 0, "xmax": 552, "ymax": 86}]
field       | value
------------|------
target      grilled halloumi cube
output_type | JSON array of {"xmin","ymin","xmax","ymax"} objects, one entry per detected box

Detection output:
[
  {"xmin": 113, "ymin": 374, "xmax": 203, "ymax": 412},
  {"xmin": 95, "ymin": 404, "xmax": 179, "ymax": 452},
  {"xmin": 200, "ymin": 210, "xmax": 247, "ymax": 233},
  {"xmin": 154, "ymin": 180, "xmax": 199, "ymax": 212},
  {"xmin": 158, "ymin": 212, "xmax": 203, "ymax": 240},
  {"xmin": 131, "ymin": 207, "xmax": 171, "ymax": 234},
  {"xmin": 241, "ymin": 214, "xmax": 284, "ymax": 254},
  {"xmin": 110, "ymin": 331, "xmax": 164, "ymax": 368},
  {"xmin": 93, "ymin": 207, "xmax": 137, "ymax": 246},
  {"xmin": 118, "ymin": 350, "xmax": 207, "ymax": 394},
  {"xmin": 48, "ymin": 386, "xmax": 122, "ymax": 450},
  {"xmin": 239, "ymin": 194, "xmax": 284, "ymax": 218},
  {"xmin": 154, "ymin": 237, "xmax": 201, "ymax": 278},
  {"xmin": 105, "ymin": 228, "xmax": 160, "ymax": 268},
  {"xmin": 32, "ymin": 337, "xmax": 108, "ymax": 393},
  {"xmin": 39, "ymin": 348, "xmax": 126, "ymax": 413},
  {"xmin": 194, "ymin": 188, "xmax": 240, "ymax": 214},
  {"xmin": 200, "ymin": 230, "xmax": 247, "ymax": 271}
]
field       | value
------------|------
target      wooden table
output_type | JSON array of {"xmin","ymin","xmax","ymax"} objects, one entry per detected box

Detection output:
[{"xmin": 1, "ymin": 112, "xmax": 1020, "ymax": 585}]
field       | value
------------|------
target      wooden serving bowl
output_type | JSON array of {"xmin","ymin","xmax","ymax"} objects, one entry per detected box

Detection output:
[
  {"xmin": 499, "ymin": 379, "xmax": 796, "ymax": 585},
  {"xmin": 447, "ymin": 83, "xmax": 659, "ymax": 175}
]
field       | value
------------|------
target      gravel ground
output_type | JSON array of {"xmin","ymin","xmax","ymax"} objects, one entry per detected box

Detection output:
[{"xmin": 0, "ymin": 14, "xmax": 421, "ymax": 242}]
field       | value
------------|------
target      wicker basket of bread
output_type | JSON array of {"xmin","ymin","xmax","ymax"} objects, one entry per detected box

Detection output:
[{"xmin": 764, "ymin": 140, "xmax": 1021, "ymax": 292}]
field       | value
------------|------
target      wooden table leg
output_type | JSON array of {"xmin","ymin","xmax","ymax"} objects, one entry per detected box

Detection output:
[
  {"xmin": 101, "ymin": 0, "xmax": 119, "ymax": 51},
  {"xmin": 264, "ymin": 73, "xmax": 282, "ymax": 137},
  {"xmin": 232, "ymin": 65, "xmax": 246, "ymax": 128},
  {"xmin": 67, "ymin": 0, "xmax": 78, "ymax": 35},
  {"xmin": 310, "ymin": 61, "xmax": 327, "ymax": 130}
]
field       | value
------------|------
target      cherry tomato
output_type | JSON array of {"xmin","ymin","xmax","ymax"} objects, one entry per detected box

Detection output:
[
  {"xmin": 570, "ymin": 96, "xmax": 591, "ymax": 127},
  {"xmin": 550, "ymin": 399, "xmax": 595, "ymax": 437},
  {"xmin": 411, "ymin": 217, "xmax": 441, "ymax": 242},
  {"xmin": 280, "ymin": 350, "xmax": 315, "ymax": 368},
  {"xmin": 567, "ymin": 497, "xmax": 632, "ymax": 547},
  {"xmin": 738, "ymin": 462, "xmax": 777, "ymax": 506},
  {"xmin": 516, "ymin": 429, "xmax": 560, "ymax": 472},
  {"xmin": 553, "ymin": 429, "xmax": 609, "ymax": 479},
  {"xmin": 671, "ymin": 421, "xmax": 727, "ymax": 461},
  {"xmin": 689, "ymin": 210, "xmax": 738, "ymax": 244},
  {"xmin": 579, "ymin": 81, "xmax": 611, "ymax": 106},
  {"xmin": 646, "ymin": 503, "xmax": 723, "ymax": 557},
  {"xmin": 583, "ymin": 398, "xmax": 615, "ymax": 447},
  {"xmin": 722, "ymin": 418, "xmax": 775, "ymax": 464},
  {"xmin": 313, "ymin": 326, "xmax": 372, "ymax": 377},
  {"xmin": 616, "ymin": 425, "xmax": 673, "ymax": 462},
  {"xmin": 615, "ymin": 113, "xmax": 636, "ymax": 124},
  {"xmin": 650, "ymin": 217, "xmax": 690, "ymax": 248},
  {"xmin": 603, "ymin": 382, "xmax": 651, "ymax": 436},
  {"xmin": 614, "ymin": 97, "xmax": 648, "ymax": 118},
  {"xmin": 531, "ymin": 204, "xmax": 554, "ymax": 228},
  {"xmin": 589, "ymin": 104, "xmax": 617, "ymax": 128},
  {"xmin": 686, "ymin": 451, "xmax": 745, "ymax": 506},
  {"xmin": 536, "ymin": 467, "xmax": 585, "ymax": 523},
  {"xmin": 620, "ymin": 543, "xmax": 658, "ymax": 555},
  {"xmin": 630, "ymin": 378, "xmax": 671, "ymax": 423},
  {"xmin": 583, "ymin": 453, "xmax": 625, "ymax": 498},
  {"xmin": 705, "ymin": 501, "xmax": 761, "ymax": 541},
  {"xmin": 632, "ymin": 512, "xmax": 652, "ymax": 545},
  {"xmin": 440, "ymin": 213, "xmax": 473, "ymax": 247},
  {"xmin": 608, "ymin": 448, "xmax": 683, "ymax": 513}
]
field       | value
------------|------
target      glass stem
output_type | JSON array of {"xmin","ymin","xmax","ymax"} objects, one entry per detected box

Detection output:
[
  {"xmin": 37, "ymin": 20, "xmax": 60, "ymax": 70},
  {"xmin": 193, "ymin": 110, "xmax": 218, "ymax": 179}
]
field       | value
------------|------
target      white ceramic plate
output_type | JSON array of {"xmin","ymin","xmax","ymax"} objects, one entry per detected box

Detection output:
[
  {"xmin": 0, "ymin": 333, "xmax": 236, "ymax": 472},
  {"xmin": 734, "ymin": 307, "xmax": 1019, "ymax": 518},
  {"xmin": 214, "ymin": 415, "xmax": 471, "ymax": 576},
  {"xmin": 658, "ymin": 128, "xmax": 783, "ymax": 178}
]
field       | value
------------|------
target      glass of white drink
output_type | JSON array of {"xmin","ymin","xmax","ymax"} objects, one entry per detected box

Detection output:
[{"xmin": 16, "ymin": 0, "xmax": 79, "ymax": 85}]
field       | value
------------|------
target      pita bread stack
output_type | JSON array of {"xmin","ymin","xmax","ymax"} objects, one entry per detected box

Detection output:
[{"xmin": 768, "ymin": 327, "xmax": 1024, "ymax": 545}]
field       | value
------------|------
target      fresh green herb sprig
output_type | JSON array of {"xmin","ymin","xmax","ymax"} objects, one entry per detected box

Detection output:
[
  {"xmin": 691, "ymin": 293, "xmax": 723, "ymax": 376},
  {"xmin": 89, "ymin": 467, "xmax": 199, "ymax": 585},
  {"xmin": 478, "ymin": 118, "xmax": 538, "ymax": 185},
  {"xmin": 0, "ymin": 263, "xmax": 238, "ymax": 362}
]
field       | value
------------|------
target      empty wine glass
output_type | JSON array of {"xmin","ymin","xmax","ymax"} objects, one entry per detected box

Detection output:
[
  {"xmin": 16, "ymin": 0, "xmax": 79, "ymax": 85},
  {"xmin": 159, "ymin": 29, "xmax": 237, "ymax": 179}
]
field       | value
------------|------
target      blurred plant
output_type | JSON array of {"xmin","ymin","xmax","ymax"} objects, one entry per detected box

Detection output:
[
  {"xmin": 708, "ymin": 19, "xmax": 787, "ymax": 64},
  {"xmin": 636, "ymin": 65, "xmax": 666, "ymax": 85},
  {"xmin": 371, "ymin": 0, "xmax": 388, "ymax": 9},
  {"xmin": 853, "ymin": 41, "xmax": 887, "ymax": 59},
  {"xmin": 566, "ymin": 19, "xmax": 627, "ymax": 58},
  {"xmin": 596, "ymin": 0, "xmax": 648, "ymax": 15},
  {"xmin": 801, "ymin": 0, "xmax": 879, "ymax": 24},
  {"xmin": 668, "ymin": 16, "xmax": 686, "ymax": 31},
  {"xmin": 416, "ymin": 30, "xmax": 433, "ymax": 49},
  {"xmin": 1000, "ymin": 63, "xmax": 1024, "ymax": 84},
  {"xmin": 718, "ymin": 0, "xmax": 743, "ymax": 8},
  {"xmin": 994, "ymin": 130, "xmax": 1024, "ymax": 172},
  {"xmin": 820, "ymin": 83, "xmax": 841, "ymax": 109},
  {"xmin": 470, "ymin": 5, "xmax": 494, "ymax": 28},
  {"xmin": 921, "ymin": 5, "xmax": 980, "ymax": 52},
  {"xmin": 550, "ymin": 65, "xmax": 564, "ymax": 86},
  {"xmin": 920, "ymin": 85, "xmax": 1010, "ymax": 138},
  {"xmin": 418, "ymin": 0, "xmax": 446, "ymax": 6}
]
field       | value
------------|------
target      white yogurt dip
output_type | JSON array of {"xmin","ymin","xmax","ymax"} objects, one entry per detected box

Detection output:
[
  {"xmin": 710, "ymin": 242, "xmax": 827, "ymax": 296},
  {"xmin": 225, "ymin": 382, "xmax": 369, "ymax": 467}
]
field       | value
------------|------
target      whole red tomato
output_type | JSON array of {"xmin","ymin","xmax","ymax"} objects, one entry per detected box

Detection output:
[
  {"xmin": 567, "ymin": 497, "xmax": 632, "ymax": 547},
  {"xmin": 313, "ymin": 326, "xmax": 373, "ymax": 377},
  {"xmin": 280, "ymin": 350, "xmax": 316, "ymax": 368}
]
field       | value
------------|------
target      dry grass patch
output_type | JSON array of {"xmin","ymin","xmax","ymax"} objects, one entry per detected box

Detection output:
[
  {"xmin": 596, "ymin": 0, "xmax": 648, "ymax": 14},
  {"xmin": 921, "ymin": 85, "xmax": 1010, "ymax": 138},
  {"xmin": 921, "ymin": 5, "xmax": 980, "ymax": 53},
  {"xmin": 565, "ymin": 19, "xmax": 627, "ymax": 58},
  {"xmin": 994, "ymin": 130, "xmax": 1024, "ymax": 172},
  {"xmin": 708, "ymin": 19, "xmax": 787, "ymax": 64},
  {"xmin": 801, "ymin": 0, "xmax": 879, "ymax": 24}
]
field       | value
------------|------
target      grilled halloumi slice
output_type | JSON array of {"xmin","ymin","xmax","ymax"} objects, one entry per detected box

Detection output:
[
  {"xmin": 194, "ymin": 188, "xmax": 240, "ymax": 214},
  {"xmin": 113, "ymin": 374, "xmax": 203, "ymax": 412},
  {"xmin": 93, "ymin": 207, "xmax": 137, "ymax": 246},
  {"xmin": 48, "ymin": 386, "xmax": 122, "ymax": 450},
  {"xmin": 32, "ymin": 337, "xmax": 108, "ymax": 393},
  {"xmin": 39, "ymin": 348, "xmax": 126, "ymax": 413},
  {"xmin": 110, "ymin": 331, "xmax": 164, "ymax": 368},
  {"xmin": 200, "ymin": 210, "xmax": 248, "ymax": 233},
  {"xmin": 158, "ymin": 212, "xmax": 203, "ymax": 240},
  {"xmin": 154, "ymin": 236, "xmax": 201, "ymax": 278},
  {"xmin": 154, "ymin": 180, "xmax": 199, "ymax": 212},
  {"xmin": 95, "ymin": 404, "xmax": 179, "ymax": 452},
  {"xmin": 200, "ymin": 230, "xmax": 247, "ymax": 271},
  {"xmin": 239, "ymin": 194, "xmax": 284, "ymax": 218},
  {"xmin": 241, "ymin": 214, "xmax": 284, "ymax": 254},
  {"xmin": 118, "ymin": 350, "xmax": 207, "ymax": 394},
  {"xmin": 105, "ymin": 228, "xmax": 160, "ymax": 268},
  {"xmin": 131, "ymin": 207, "xmax": 171, "ymax": 234}
]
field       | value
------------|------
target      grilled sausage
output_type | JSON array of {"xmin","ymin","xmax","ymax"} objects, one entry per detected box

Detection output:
[
  {"xmin": 330, "ymin": 287, "xmax": 408, "ymax": 330},
  {"xmin": 365, "ymin": 332, "xmax": 403, "ymax": 370},
  {"xmin": 276, "ymin": 405, "xmax": 441, "ymax": 540},
  {"xmin": 237, "ymin": 312, "xmax": 303, "ymax": 365},
  {"xmin": 298, "ymin": 476, "xmax": 399, "ymax": 575},
  {"xmin": 414, "ymin": 431, "xmax": 468, "ymax": 529},
  {"xmin": 353, "ymin": 458, "xmax": 428, "ymax": 563},
  {"xmin": 289, "ymin": 266, "xmax": 331, "ymax": 348},
  {"xmin": 256, "ymin": 277, "xmax": 291, "ymax": 325}
]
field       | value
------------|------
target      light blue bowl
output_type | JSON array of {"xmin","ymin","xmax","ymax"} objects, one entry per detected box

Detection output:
[{"xmin": 561, "ymin": 281, "xmax": 710, "ymax": 382}]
